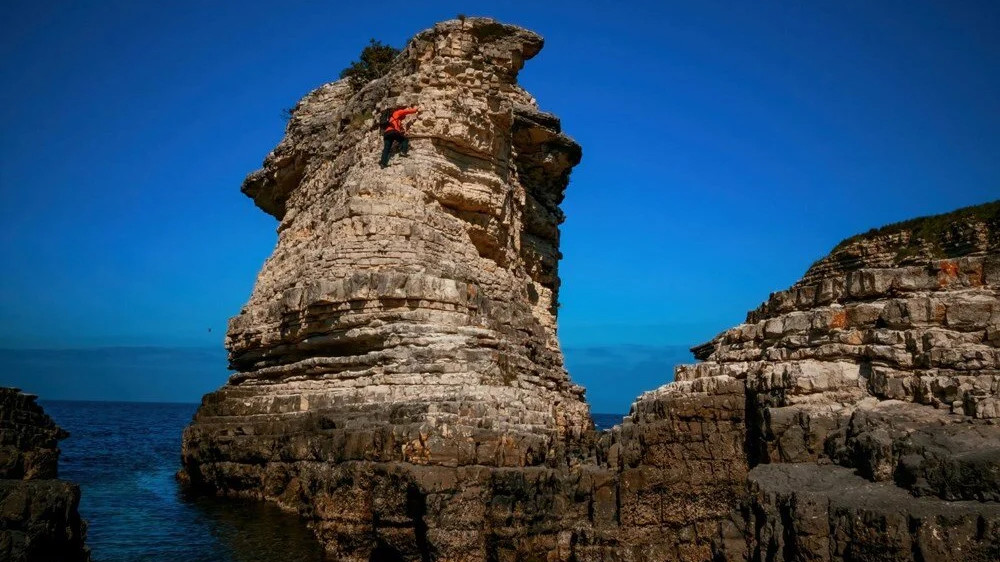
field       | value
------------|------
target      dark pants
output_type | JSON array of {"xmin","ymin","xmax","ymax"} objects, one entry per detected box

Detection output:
[{"xmin": 380, "ymin": 131, "xmax": 409, "ymax": 167}]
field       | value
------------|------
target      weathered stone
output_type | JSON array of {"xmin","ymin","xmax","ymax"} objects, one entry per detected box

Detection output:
[
  {"xmin": 0, "ymin": 388, "xmax": 89, "ymax": 562},
  {"xmin": 747, "ymin": 464, "xmax": 1000, "ymax": 562},
  {"xmin": 668, "ymin": 200, "xmax": 1000, "ymax": 560},
  {"xmin": 0, "ymin": 389, "xmax": 68, "ymax": 481}
]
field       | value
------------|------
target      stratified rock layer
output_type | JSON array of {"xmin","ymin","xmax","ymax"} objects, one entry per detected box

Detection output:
[
  {"xmin": 181, "ymin": 15, "xmax": 1000, "ymax": 561},
  {"xmin": 616, "ymin": 201, "xmax": 1000, "ymax": 561},
  {"xmin": 0, "ymin": 388, "xmax": 89, "ymax": 562},
  {"xmin": 182, "ymin": 18, "xmax": 593, "ymax": 560}
]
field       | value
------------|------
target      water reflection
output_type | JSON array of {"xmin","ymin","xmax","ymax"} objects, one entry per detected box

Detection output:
[{"xmin": 184, "ymin": 493, "xmax": 325, "ymax": 562}]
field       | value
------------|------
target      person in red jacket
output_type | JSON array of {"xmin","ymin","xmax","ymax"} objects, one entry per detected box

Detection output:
[{"xmin": 380, "ymin": 106, "xmax": 419, "ymax": 168}]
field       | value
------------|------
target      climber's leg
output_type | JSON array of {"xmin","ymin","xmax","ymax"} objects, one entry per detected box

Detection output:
[{"xmin": 380, "ymin": 134, "xmax": 393, "ymax": 168}]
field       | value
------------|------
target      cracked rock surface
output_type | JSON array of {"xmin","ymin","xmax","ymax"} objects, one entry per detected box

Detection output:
[{"xmin": 621, "ymin": 201, "xmax": 1000, "ymax": 561}]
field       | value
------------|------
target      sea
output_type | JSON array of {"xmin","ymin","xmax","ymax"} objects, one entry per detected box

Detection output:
[{"xmin": 41, "ymin": 400, "xmax": 626, "ymax": 561}]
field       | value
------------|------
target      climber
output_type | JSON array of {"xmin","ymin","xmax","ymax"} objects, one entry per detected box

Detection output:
[{"xmin": 380, "ymin": 106, "xmax": 419, "ymax": 168}]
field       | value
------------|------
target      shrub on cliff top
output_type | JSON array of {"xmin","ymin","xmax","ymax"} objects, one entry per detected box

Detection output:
[
  {"xmin": 832, "ymin": 199, "xmax": 1000, "ymax": 252},
  {"xmin": 339, "ymin": 39, "xmax": 400, "ymax": 92}
]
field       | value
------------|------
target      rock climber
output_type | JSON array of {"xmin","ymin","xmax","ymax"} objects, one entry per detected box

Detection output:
[{"xmin": 380, "ymin": 106, "xmax": 419, "ymax": 168}]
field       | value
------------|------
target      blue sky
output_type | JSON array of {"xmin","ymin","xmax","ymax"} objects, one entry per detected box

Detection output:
[{"xmin": 1, "ymin": 1, "xmax": 997, "ymax": 412}]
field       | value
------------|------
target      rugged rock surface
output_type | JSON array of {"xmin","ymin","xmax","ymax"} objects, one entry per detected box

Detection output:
[
  {"xmin": 180, "ymin": 15, "xmax": 1000, "ymax": 562},
  {"xmin": 0, "ymin": 388, "xmax": 89, "ymax": 562},
  {"xmin": 617, "ymin": 201, "xmax": 1000, "ymax": 560},
  {"xmin": 182, "ymin": 17, "xmax": 593, "ymax": 560}
]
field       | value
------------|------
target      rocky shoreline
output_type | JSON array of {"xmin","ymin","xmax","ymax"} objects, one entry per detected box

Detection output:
[
  {"xmin": 180, "ymin": 17, "xmax": 1000, "ymax": 561},
  {"xmin": 0, "ymin": 388, "xmax": 90, "ymax": 562}
]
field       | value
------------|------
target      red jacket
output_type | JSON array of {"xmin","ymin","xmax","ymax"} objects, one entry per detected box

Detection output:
[{"xmin": 386, "ymin": 107, "xmax": 418, "ymax": 133}]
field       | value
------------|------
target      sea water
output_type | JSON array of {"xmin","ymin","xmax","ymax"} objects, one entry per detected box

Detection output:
[{"xmin": 42, "ymin": 401, "xmax": 325, "ymax": 562}]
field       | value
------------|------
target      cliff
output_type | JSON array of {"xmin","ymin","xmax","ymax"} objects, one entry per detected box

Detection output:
[
  {"xmin": 0, "ymin": 388, "xmax": 90, "ymax": 562},
  {"xmin": 619, "ymin": 201, "xmax": 1000, "ymax": 560},
  {"xmin": 180, "ymin": 16, "xmax": 1000, "ymax": 562},
  {"xmin": 181, "ymin": 17, "xmax": 592, "ymax": 559}
]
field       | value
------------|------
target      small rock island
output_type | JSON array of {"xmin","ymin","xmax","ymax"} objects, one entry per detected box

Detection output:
[{"xmin": 180, "ymin": 18, "xmax": 1000, "ymax": 562}]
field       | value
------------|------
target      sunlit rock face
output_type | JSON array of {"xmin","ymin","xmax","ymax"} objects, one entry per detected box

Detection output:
[
  {"xmin": 181, "ymin": 17, "xmax": 594, "ymax": 560},
  {"xmin": 184, "ymin": 17, "xmax": 590, "ymax": 470},
  {"xmin": 614, "ymin": 201, "xmax": 1000, "ymax": 560},
  {"xmin": 180, "ymin": 14, "xmax": 1000, "ymax": 561},
  {"xmin": 0, "ymin": 388, "xmax": 90, "ymax": 562}
]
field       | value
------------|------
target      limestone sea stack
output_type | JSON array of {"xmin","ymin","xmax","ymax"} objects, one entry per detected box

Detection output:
[
  {"xmin": 0, "ymin": 388, "xmax": 89, "ymax": 562},
  {"xmin": 180, "ymin": 17, "xmax": 592, "ymax": 558},
  {"xmin": 180, "ymin": 15, "xmax": 1000, "ymax": 562}
]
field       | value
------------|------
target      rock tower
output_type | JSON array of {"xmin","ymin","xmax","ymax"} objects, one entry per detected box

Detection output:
[{"xmin": 181, "ymin": 18, "xmax": 592, "ymax": 558}]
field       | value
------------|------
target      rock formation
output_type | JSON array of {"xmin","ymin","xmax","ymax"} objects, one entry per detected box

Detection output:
[
  {"xmin": 181, "ymin": 16, "xmax": 1000, "ymax": 562},
  {"xmin": 610, "ymin": 201, "xmax": 1000, "ymax": 560},
  {"xmin": 0, "ymin": 388, "xmax": 89, "ymax": 562},
  {"xmin": 181, "ymin": 17, "xmax": 592, "ymax": 559}
]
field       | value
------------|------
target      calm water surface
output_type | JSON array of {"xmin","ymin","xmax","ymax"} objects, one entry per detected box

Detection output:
[{"xmin": 42, "ymin": 401, "xmax": 325, "ymax": 562}]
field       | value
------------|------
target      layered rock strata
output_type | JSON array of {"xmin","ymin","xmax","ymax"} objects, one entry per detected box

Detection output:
[
  {"xmin": 613, "ymin": 201, "xmax": 1000, "ymax": 560},
  {"xmin": 181, "ymin": 15, "xmax": 1000, "ymax": 561},
  {"xmin": 0, "ymin": 388, "xmax": 89, "ymax": 562},
  {"xmin": 181, "ymin": 17, "xmax": 594, "ymax": 560}
]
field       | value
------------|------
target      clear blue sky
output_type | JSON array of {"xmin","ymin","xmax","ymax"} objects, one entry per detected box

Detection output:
[{"xmin": 1, "ymin": 1, "xmax": 997, "ymax": 412}]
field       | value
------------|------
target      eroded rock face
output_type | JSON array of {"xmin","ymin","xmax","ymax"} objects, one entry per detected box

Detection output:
[
  {"xmin": 180, "ymin": 15, "xmax": 1000, "ymax": 561},
  {"xmin": 618, "ymin": 201, "xmax": 1000, "ymax": 560},
  {"xmin": 0, "ymin": 388, "xmax": 89, "ymax": 562},
  {"xmin": 181, "ymin": 17, "xmax": 593, "ymax": 560}
]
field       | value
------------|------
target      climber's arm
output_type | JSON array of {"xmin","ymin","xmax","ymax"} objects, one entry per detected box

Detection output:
[{"xmin": 395, "ymin": 107, "xmax": 419, "ymax": 118}]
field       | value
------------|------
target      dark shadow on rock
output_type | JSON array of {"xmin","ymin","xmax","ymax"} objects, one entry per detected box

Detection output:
[{"xmin": 370, "ymin": 543, "xmax": 406, "ymax": 562}]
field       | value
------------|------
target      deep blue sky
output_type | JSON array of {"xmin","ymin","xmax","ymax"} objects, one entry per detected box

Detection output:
[{"xmin": 1, "ymin": 1, "xmax": 997, "ymax": 412}]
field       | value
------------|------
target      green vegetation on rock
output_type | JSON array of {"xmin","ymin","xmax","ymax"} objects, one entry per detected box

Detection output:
[
  {"xmin": 339, "ymin": 39, "xmax": 400, "ymax": 92},
  {"xmin": 833, "ymin": 200, "xmax": 999, "ymax": 252}
]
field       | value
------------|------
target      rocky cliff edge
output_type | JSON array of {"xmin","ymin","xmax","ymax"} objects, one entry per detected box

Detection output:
[{"xmin": 622, "ymin": 200, "xmax": 1000, "ymax": 560}]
